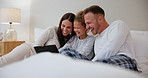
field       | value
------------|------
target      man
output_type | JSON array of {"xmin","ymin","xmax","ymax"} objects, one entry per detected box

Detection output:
[{"xmin": 83, "ymin": 5, "xmax": 139, "ymax": 71}]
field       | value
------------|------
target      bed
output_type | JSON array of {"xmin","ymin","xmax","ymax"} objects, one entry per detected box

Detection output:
[
  {"xmin": 1, "ymin": 52, "xmax": 145, "ymax": 78},
  {"xmin": 130, "ymin": 30, "xmax": 148, "ymax": 76},
  {"xmin": 0, "ymin": 29, "xmax": 147, "ymax": 78}
]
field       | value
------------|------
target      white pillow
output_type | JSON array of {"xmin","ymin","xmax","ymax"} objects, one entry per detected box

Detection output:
[
  {"xmin": 130, "ymin": 30, "xmax": 148, "ymax": 75},
  {"xmin": 34, "ymin": 28, "xmax": 44, "ymax": 41}
]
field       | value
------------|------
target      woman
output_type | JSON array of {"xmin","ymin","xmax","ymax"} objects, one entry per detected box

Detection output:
[
  {"xmin": 0, "ymin": 13, "xmax": 76, "ymax": 67},
  {"xmin": 59, "ymin": 11, "xmax": 95, "ymax": 60}
]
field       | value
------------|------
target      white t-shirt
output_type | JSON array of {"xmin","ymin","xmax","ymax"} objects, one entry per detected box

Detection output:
[{"xmin": 92, "ymin": 20, "xmax": 135, "ymax": 62}]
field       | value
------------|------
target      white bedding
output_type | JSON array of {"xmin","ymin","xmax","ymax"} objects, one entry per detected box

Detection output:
[
  {"xmin": 34, "ymin": 28, "xmax": 148, "ymax": 75},
  {"xmin": 130, "ymin": 30, "xmax": 148, "ymax": 76},
  {"xmin": 1, "ymin": 53, "xmax": 145, "ymax": 78},
  {"xmin": 1, "ymin": 29, "xmax": 147, "ymax": 78},
  {"xmin": 34, "ymin": 28, "xmax": 148, "ymax": 77}
]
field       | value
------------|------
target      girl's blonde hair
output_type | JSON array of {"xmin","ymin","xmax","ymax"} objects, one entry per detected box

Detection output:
[{"xmin": 75, "ymin": 11, "xmax": 86, "ymax": 27}]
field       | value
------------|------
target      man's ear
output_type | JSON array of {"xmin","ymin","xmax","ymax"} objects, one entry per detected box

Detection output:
[{"xmin": 97, "ymin": 15, "xmax": 103, "ymax": 23}]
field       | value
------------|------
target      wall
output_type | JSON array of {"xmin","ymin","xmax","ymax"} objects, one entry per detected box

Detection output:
[
  {"xmin": 0, "ymin": 0, "xmax": 30, "ymax": 41},
  {"xmin": 1, "ymin": 0, "xmax": 148, "ymax": 41},
  {"xmin": 30, "ymin": 0, "xmax": 148, "ymax": 41}
]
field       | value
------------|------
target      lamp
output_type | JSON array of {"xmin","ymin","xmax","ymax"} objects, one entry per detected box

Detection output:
[{"xmin": 0, "ymin": 8, "xmax": 21, "ymax": 41}]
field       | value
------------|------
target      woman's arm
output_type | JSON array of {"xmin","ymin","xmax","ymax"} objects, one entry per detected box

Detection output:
[{"xmin": 58, "ymin": 36, "xmax": 75, "ymax": 52}]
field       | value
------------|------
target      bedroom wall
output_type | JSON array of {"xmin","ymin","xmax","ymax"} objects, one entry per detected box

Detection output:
[
  {"xmin": 0, "ymin": 0, "xmax": 30, "ymax": 41},
  {"xmin": 1, "ymin": 0, "xmax": 147, "ymax": 41},
  {"xmin": 30, "ymin": 0, "xmax": 148, "ymax": 41}
]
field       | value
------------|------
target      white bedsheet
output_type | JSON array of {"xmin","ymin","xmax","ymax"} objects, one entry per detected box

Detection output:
[
  {"xmin": 1, "ymin": 53, "xmax": 145, "ymax": 78},
  {"xmin": 33, "ymin": 29, "xmax": 148, "ymax": 77}
]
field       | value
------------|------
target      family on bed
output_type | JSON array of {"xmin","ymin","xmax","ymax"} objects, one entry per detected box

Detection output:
[{"xmin": 0, "ymin": 5, "xmax": 140, "ymax": 72}]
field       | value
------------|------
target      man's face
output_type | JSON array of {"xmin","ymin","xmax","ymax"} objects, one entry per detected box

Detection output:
[{"xmin": 84, "ymin": 12, "xmax": 100, "ymax": 35}]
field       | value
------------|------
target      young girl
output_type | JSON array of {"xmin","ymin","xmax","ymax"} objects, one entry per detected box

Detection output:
[
  {"xmin": 0, "ymin": 13, "xmax": 76, "ymax": 67},
  {"xmin": 59, "ymin": 11, "xmax": 95, "ymax": 60}
]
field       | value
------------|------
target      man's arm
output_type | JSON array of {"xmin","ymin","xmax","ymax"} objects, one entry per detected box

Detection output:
[{"xmin": 92, "ymin": 21, "xmax": 129, "ymax": 61}]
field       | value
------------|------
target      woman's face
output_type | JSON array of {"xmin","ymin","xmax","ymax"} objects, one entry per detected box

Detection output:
[
  {"xmin": 74, "ymin": 21, "xmax": 87, "ymax": 39},
  {"xmin": 61, "ymin": 19, "xmax": 73, "ymax": 36}
]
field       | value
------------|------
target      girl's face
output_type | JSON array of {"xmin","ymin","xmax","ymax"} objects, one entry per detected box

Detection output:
[
  {"xmin": 61, "ymin": 20, "xmax": 73, "ymax": 36},
  {"xmin": 74, "ymin": 21, "xmax": 87, "ymax": 39}
]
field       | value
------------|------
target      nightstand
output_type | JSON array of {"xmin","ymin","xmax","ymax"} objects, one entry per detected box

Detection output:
[{"xmin": 0, "ymin": 41, "xmax": 25, "ymax": 56}]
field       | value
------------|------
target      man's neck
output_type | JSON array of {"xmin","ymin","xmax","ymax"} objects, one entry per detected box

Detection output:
[{"xmin": 98, "ymin": 20, "xmax": 109, "ymax": 34}]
